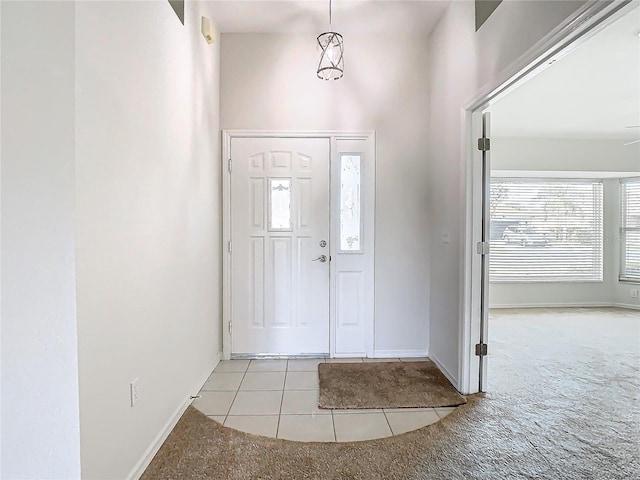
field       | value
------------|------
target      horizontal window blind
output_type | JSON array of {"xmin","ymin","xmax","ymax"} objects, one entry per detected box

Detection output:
[
  {"xmin": 489, "ymin": 179, "xmax": 603, "ymax": 283},
  {"xmin": 621, "ymin": 178, "xmax": 640, "ymax": 281}
]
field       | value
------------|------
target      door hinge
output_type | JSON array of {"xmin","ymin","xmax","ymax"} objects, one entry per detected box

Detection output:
[
  {"xmin": 476, "ymin": 241, "xmax": 490, "ymax": 255},
  {"xmin": 475, "ymin": 343, "xmax": 488, "ymax": 357},
  {"xmin": 228, "ymin": 321, "xmax": 232, "ymax": 334},
  {"xmin": 228, "ymin": 240, "xmax": 232, "ymax": 253},
  {"xmin": 477, "ymin": 137, "xmax": 491, "ymax": 151},
  {"xmin": 228, "ymin": 158, "xmax": 232, "ymax": 173}
]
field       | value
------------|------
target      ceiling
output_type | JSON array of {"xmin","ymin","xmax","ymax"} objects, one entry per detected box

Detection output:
[
  {"xmin": 490, "ymin": 6, "xmax": 640, "ymax": 141},
  {"xmin": 205, "ymin": 0, "xmax": 450, "ymax": 35}
]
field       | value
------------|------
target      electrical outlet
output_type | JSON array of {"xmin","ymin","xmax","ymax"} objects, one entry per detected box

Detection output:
[
  {"xmin": 130, "ymin": 378, "xmax": 140, "ymax": 406},
  {"xmin": 631, "ymin": 288, "xmax": 639, "ymax": 299}
]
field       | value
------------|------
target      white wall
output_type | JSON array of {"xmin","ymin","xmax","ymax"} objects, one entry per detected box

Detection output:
[
  {"xmin": 475, "ymin": 0, "xmax": 590, "ymax": 89},
  {"xmin": 1, "ymin": 6, "xmax": 3, "ymax": 474},
  {"xmin": 1, "ymin": 2, "xmax": 82, "ymax": 478},
  {"xmin": 489, "ymin": 137, "xmax": 640, "ymax": 308},
  {"xmin": 491, "ymin": 137, "xmax": 640, "ymax": 173},
  {"xmin": 220, "ymin": 33, "xmax": 431, "ymax": 356},
  {"xmin": 426, "ymin": 0, "xmax": 479, "ymax": 384},
  {"xmin": 427, "ymin": 0, "xmax": 589, "ymax": 386},
  {"xmin": 75, "ymin": 2, "xmax": 222, "ymax": 479}
]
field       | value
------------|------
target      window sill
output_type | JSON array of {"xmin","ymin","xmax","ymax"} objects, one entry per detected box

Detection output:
[{"xmin": 490, "ymin": 280, "xmax": 604, "ymax": 284}]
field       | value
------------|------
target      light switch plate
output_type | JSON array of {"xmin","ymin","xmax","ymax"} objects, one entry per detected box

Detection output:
[{"xmin": 130, "ymin": 378, "xmax": 140, "ymax": 406}]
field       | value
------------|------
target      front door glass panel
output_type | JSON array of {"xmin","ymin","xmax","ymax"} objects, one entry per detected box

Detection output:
[
  {"xmin": 340, "ymin": 155, "xmax": 362, "ymax": 252},
  {"xmin": 269, "ymin": 178, "xmax": 292, "ymax": 231}
]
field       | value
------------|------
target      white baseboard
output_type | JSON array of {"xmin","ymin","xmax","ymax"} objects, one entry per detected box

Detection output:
[
  {"xmin": 429, "ymin": 354, "xmax": 459, "ymax": 391},
  {"xmin": 491, "ymin": 302, "xmax": 640, "ymax": 310},
  {"xmin": 490, "ymin": 302, "xmax": 611, "ymax": 309},
  {"xmin": 127, "ymin": 351, "xmax": 221, "ymax": 480},
  {"xmin": 612, "ymin": 302, "xmax": 640, "ymax": 310},
  {"xmin": 372, "ymin": 349, "xmax": 429, "ymax": 358}
]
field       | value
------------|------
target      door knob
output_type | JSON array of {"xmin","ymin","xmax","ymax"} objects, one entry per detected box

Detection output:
[{"xmin": 312, "ymin": 255, "xmax": 328, "ymax": 263}]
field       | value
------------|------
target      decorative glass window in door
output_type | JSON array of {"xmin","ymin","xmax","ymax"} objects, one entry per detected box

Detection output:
[
  {"xmin": 340, "ymin": 155, "xmax": 362, "ymax": 252},
  {"xmin": 269, "ymin": 178, "xmax": 292, "ymax": 231}
]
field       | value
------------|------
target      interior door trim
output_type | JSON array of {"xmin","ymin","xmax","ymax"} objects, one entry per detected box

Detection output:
[{"xmin": 459, "ymin": 1, "xmax": 634, "ymax": 394}]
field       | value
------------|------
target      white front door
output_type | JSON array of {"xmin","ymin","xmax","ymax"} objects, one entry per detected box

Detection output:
[{"xmin": 230, "ymin": 137, "xmax": 331, "ymax": 355}]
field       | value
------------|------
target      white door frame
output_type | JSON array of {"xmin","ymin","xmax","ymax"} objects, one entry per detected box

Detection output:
[
  {"xmin": 222, "ymin": 130, "xmax": 376, "ymax": 360},
  {"xmin": 459, "ymin": 0, "xmax": 635, "ymax": 394}
]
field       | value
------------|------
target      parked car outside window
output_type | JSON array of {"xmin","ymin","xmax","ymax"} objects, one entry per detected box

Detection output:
[{"xmin": 502, "ymin": 225, "xmax": 548, "ymax": 246}]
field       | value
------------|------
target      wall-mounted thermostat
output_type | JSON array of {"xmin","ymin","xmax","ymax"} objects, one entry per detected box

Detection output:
[{"xmin": 201, "ymin": 17, "xmax": 215, "ymax": 44}]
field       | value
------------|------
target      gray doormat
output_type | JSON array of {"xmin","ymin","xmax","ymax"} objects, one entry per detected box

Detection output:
[{"xmin": 318, "ymin": 361, "xmax": 467, "ymax": 409}]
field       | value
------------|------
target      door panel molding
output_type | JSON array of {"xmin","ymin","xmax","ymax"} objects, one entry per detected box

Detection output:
[{"xmin": 222, "ymin": 131, "xmax": 376, "ymax": 360}]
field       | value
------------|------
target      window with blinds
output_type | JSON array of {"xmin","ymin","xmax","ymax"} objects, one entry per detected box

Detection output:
[
  {"xmin": 620, "ymin": 178, "xmax": 640, "ymax": 282},
  {"xmin": 489, "ymin": 179, "xmax": 603, "ymax": 283}
]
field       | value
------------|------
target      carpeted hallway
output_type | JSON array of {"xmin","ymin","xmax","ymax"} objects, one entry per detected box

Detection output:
[{"xmin": 142, "ymin": 307, "xmax": 639, "ymax": 479}]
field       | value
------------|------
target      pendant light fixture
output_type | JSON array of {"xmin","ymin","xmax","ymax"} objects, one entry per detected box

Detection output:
[{"xmin": 317, "ymin": 0, "xmax": 344, "ymax": 80}]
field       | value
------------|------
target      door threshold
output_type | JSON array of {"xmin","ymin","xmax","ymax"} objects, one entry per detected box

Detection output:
[{"xmin": 231, "ymin": 353, "xmax": 329, "ymax": 360}]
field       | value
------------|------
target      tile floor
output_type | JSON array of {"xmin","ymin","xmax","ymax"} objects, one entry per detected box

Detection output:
[{"xmin": 192, "ymin": 358, "xmax": 458, "ymax": 442}]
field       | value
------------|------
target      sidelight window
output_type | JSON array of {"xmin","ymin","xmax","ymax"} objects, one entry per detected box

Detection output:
[{"xmin": 339, "ymin": 155, "xmax": 362, "ymax": 252}]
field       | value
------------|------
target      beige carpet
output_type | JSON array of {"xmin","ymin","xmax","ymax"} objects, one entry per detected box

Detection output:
[
  {"xmin": 317, "ymin": 361, "xmax": 467, "ymax": 409},
  {"xmin": 142, "ymin": 308, "xmax": 639, "ymax": 479}
]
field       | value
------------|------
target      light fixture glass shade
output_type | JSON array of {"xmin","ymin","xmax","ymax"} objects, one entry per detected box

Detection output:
[{"xmin": 317, "ymin": 32, "xmax": 344, "ymax": 80}]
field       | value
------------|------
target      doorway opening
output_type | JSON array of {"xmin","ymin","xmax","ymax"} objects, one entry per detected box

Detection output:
[
  {"xmin": 221, "ymin": 131, "xmax": 376, "ymax": 360},
  {"xmin": 463, "ymin": 1, "xmax": 639, "ymax": 394}
]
